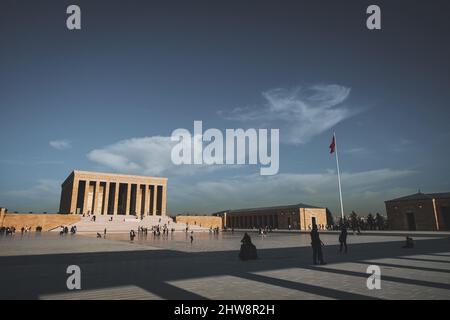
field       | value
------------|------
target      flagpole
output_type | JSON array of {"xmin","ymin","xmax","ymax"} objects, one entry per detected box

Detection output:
[{"xmin": 334, "ymin": 132, "xmax": 345, "ymax": 220}]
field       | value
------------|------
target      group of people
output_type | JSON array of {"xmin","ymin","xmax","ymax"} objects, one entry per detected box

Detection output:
[
  {"xmin": 311, "ymin": 224, "xmax": 415, "ymax": 265},
  {"xmin": 20, "ymin": 225, "xmax": 33, "ymax": 233},
  {"xmin": 1, "ymin": 225, "xmax": 43, "ymax": 235},
  {"xmin": 153, "ymin": 224, "xmax": 174, "ymax": 236},
  {"xmin": 209, "ymin": 226, "xmax": 220, "ymax": 234},
  {"xmin": 138, "ymin": 226, "xmax": 149, "ymax": 235},
  {"xmin": 259, "ymin": 226, "xmax": 273, "ymax": 235},
  {"xmin": 307, "ymin": 224, "xmax": 327, "ymax": 231},
  {"xmin": 0, "ymin": 226, "xmax": 16, "ymax": 235},
  {"xmin": 238, "ymin": 223, "xmax": 415, "ymax": 265},
  {"xmin": 125, "ymin": 223, "xmax": 178, "ymax": 242},
  {"xmin": 59, "ymin": 225, "xmax": 77, "ymax": 235}
]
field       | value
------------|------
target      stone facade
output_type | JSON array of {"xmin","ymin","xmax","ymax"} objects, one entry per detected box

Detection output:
[
  {"xmin": 59, "ymin": 170, "xmax": 167, "ymax": 217},
  {"xmin": 385, "ymin": 192, "xmax": 450, "ymax": 231},
  {"xmin": 215, "ymin": 203, "xmax": 330, "ymax": 230},
  {"xmin": 0, "ymin": 213, "xmax": 81, "ymax": 231},
  {"xmin": 175, "ymin": 216, "xmax": 223, "ymax": 229}
]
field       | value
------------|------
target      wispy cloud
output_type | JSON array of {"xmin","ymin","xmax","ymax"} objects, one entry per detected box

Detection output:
[
  {"xmin": 4, "ymin": 179, "xmax": 60, "ymax": 200},
  {"xmin": 343, "ymin": 147, "xmax": 368, "ymax": 155},
  {"xmin": 1, "ymin": 179, "xmax": 61, "ymax": 212},
  {"xmin": 0, "ymin": 159, "xmax": 64, "ymax": 166},
  {"xmin": 392, "ymin": 138, "xmax": 414, "ymax": 153},
  {"xmin": 49, "ymin": 139, "xmax": 71, "ymax": 150},
  {"xmin": 219, "ymin": 84, "xmax": 360, "ymax": 144}
]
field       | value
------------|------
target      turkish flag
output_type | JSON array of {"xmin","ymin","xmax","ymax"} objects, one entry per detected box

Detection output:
[{"xmin": 329, "ymin": 135, "xmax": 335, "ymax": 154}]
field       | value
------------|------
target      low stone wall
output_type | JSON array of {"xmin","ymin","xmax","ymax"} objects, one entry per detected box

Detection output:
[
  {"xmin": 175, "ymin": 216, "xmax": 223, "ymax": 229},
  {"xmin": 0, "ymin": 213, "xmax": 80, "ymax": 231}
]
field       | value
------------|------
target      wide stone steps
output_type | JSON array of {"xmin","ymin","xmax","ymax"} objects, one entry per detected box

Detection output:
[{"xmin": 53, "ymin": 215, "xmax": 208, "ymax": 233}]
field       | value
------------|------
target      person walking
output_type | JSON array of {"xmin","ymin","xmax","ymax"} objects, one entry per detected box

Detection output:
[
  {"xmin": 339, "ymin": 225, "xmax": 348, "ymax": 253},
  {"xmin": 310, "ymin": 224, "xmax": 326, "ymax": 265}
]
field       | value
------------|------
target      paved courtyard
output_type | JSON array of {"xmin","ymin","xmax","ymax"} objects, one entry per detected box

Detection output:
[{"xmin": 0, "ymin": 231, "xmax": 449, "ymax": 299}]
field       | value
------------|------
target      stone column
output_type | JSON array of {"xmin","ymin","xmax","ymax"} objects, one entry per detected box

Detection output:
[
  {"xmin": 153, "ymin": 185, "xmax": 158, "ymax": 216},
  {"xmin": 161, "ymin": 184, "xmax": 167, "ymax": 216},
  {"xmin": 113, "ymin": 183, "xmax": 119, "ymax": 215},
  {"xmin": 83, "ymin": 180, "xmax": 90, "ymax": 214},
  {"xmin": 103, "ymin": 182, "xmax": 110, "ymax": 215},
  {"xmin": 70, "ymin": 178, "xmax": 79, "ymax": 214},
  {"xmin": 136, "ymin": 184, "xmax": 142, "ymax": 217},
  {"xmin": 125, "ymin": 183, "xmax": 131, "ymax": 215},
  {"xmin": 92, "ymin": 180, "xmax": 100, "ymax": 215},
  {"xmin": 143, "ymin": 185, "xmax": 149, "ymax": 216}
]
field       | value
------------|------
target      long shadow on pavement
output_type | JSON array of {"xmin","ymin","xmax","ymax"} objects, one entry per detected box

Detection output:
[{"xmin": 0, "ymin": 236, "xmax": 449, "ymax": 299}]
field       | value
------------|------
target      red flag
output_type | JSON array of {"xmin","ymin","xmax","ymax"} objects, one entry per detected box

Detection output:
[{"xmin": 329, "ymin": 135, "xmax": 335, "ymax": 154}]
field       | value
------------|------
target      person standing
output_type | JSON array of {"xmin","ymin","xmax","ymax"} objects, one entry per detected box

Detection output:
[
  {"xmin": 339, "ymin": 225, "xmax": 348, "ymax": 253},
  {"xmin": 310, "ymin": 224, "xmax": 326, "ymax": 265}
]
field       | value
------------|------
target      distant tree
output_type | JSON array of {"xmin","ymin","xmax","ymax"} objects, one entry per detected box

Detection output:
[
  {"xmin": 326, "ymin": 209, "xmax": 334, "ymax": 227},
  {"xmin": 339, "ymin": 216, "xmax": 349, "ymax": 229},
  {"xmin": 367, "ymin": 213, "xmax": 375, "ymax": 230},
  {"xmin": 375, "ymin": 213, "xmax": 385, "ymax": 230},
  {"xmin": 350, "ymin": 211, "xmax": 358, "ymax": 231},
  {"xmin": 358, "ymin": 217, "xmax": 365, "ymax": 230}
]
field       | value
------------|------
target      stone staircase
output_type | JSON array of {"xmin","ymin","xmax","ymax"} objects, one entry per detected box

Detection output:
[
  {"xmin": 140, "ymin": 215, "xmax": 207, "ymax": 231},
  {"xmin": 53, "ymin": 214, "xmax": 209, "ymax": 233}
]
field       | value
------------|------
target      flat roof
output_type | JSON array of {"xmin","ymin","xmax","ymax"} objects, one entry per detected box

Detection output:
[
  {"xmin": 385, "ymin": 192, "xmax": 450, "ymax": 202},
  {"xmin": 214, "ymin": 203, "xmax": 324, "ymax": 215},
  {"xmin": 73, "ymin": 170, "xmax": 167, "ymax": 180},
  {"xmin": 62, "ymin": 170, "xmax": 167, "ymax": 186}
]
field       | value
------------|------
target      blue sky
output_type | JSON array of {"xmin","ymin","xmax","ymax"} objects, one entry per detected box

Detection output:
[{"xmin": 1, "ymin": 0, "xmax": 449, "ymax": 216}]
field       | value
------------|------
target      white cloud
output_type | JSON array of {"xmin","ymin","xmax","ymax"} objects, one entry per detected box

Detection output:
[
  {"xmin": 219, "ymin": 84, "xmax": 359, "ymax": 144},
  {"xmin": 49, "ymin": 139, "xmax": 71, "ymax": 150},
  {"xmin": 88, "ymin": 136, "xmax": 174, "ymax": 175},
  {"xmin": 87, "ymin": 136, "xmax": 234, "ymax": 176}
]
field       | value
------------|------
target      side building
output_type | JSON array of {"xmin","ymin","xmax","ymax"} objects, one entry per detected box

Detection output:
[
  {"xmin": 59, "ymin": 170, "xmax": 167, "ymax": 217},
  {"xmin": 214, "ymin": 203, "xmax": 332, "ymax": 230},
  {"xmin": 385, "ymin": 192, "xmax": 450, "ymax": 231}
]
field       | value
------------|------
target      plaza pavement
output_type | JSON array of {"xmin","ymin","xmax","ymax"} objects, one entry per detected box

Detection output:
[{"xmin": 0, "ymin": 231, "xmax": 449, "ymax": 300}]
